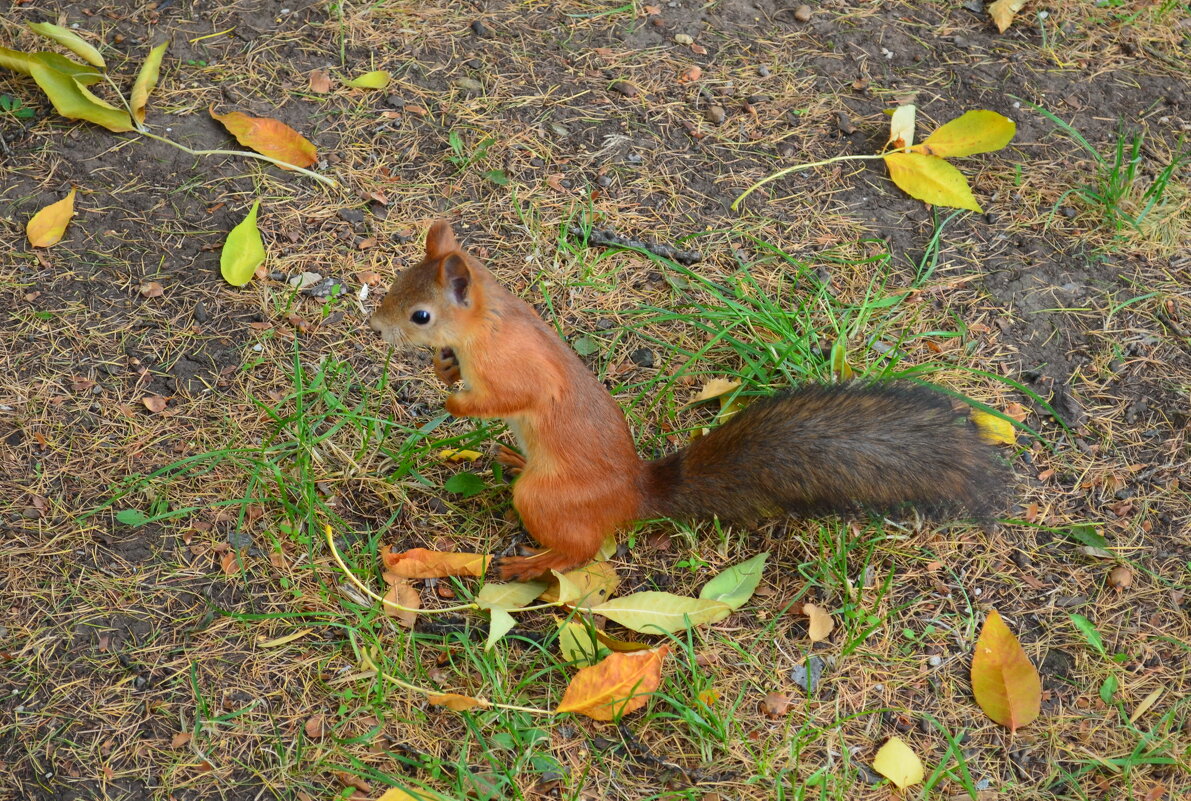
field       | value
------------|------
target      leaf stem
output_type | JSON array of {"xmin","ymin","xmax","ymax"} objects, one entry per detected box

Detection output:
[
  {"xmin": 731, "ymin": 152, "xmax": 887, "ymax": 211},
  {"xmin": 138, "ymin": 129, "xmax": 338, "ymax": 188}
]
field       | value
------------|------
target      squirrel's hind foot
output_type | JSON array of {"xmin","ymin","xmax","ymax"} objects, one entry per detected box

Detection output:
[{"xmin": 495, "ymin": 548, "xmax": 584, "ymax": 582}]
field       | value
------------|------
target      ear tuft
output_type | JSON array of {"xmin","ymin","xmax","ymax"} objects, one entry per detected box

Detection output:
[
  {"xmin": 425, "ymin": 220, "xmax": 459, "ymax": 260},
  {"xmin": 440, "ymin": 254, "xmax": 471, "ymax": 305}
]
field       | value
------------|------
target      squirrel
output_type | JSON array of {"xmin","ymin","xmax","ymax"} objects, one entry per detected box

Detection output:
[{"xmin": 369, "ymin": 221, "xmax": 1007, "ymax": 581}]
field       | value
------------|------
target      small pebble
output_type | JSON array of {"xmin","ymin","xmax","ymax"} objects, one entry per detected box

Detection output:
[
  {"xmin": 836, "ymin": 111, "xmax": 856, "ymax": 134},
  {"xmin": 630, "ymin": 348, "xmax": 654, "ymax": 368},
  {"xmin": 611, "ymin": 81, "xmax": 639, "ymax": 98},
  {"xmin": 757, "ymin": 65, "xmax": 770, "ymax": 77},
  {"xmin": 793, "ymin": 4, "xmax": 812, "ymax": 22},
  {"xmin": 1061, "ymin": 207, "xmax": 1076, "ymax": 219},
  {"xmin": 674, "ymin": 33, "xmax": 694, "ymax": 45},
  {"xmin": 454, "ymin": 76, "xmax": 483, "ymax": 94},
  {"xmin": 705, "ymin": 105, "xmax": 726, "ymax": 124},
  {"xmin": 470, "ymin": 19, "xmax": 488, "ymax": 37},
  {"xmin": 928, "ymin": 655, "xmax": 942, "ymax": 667}
]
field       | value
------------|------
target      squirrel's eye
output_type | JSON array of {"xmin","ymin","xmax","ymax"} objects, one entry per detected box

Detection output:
[{"xmin": 410, "ymin": 310, "xmax": 431, "ymax": 325}]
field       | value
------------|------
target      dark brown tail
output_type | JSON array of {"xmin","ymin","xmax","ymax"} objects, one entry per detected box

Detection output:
[{"xmin": 642, "ymin": 383, "xmax": 1007, "ymax": 523}]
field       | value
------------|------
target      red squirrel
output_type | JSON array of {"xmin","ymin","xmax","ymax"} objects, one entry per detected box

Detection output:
[{"xmin": 369, "ymin": 221, "xmax": 1006, "ymax": 581}]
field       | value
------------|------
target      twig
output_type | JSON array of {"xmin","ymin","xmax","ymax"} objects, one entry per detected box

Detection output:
[
  {"xmin": 139, "ymin": 129, "xmax": 337, "ymax": 188},
  {"xmin": 568, "ymin": 226, "xmax": 703, "ymax": 265},
  {"xmin": 731, "ymin": 153, "xmax": 886, "ymax": 210}
]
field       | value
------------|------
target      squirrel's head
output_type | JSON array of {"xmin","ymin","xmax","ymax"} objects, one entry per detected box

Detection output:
[{"xmin": 368, "ymin": 220, "xmax": 482, "ymax": 349}]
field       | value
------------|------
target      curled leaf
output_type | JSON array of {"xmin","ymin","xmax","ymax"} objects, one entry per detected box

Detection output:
[
  {"xmin": 699, "ymin": 552, "xmax": 768, "ymax": 609},
  {"xmin": 971, "ymin": 609, "xmax": 1042, "ymax": 731},
  {"xmin": 209, "ymin": 106, "xmax": 317, "ymax": 169},
  {"xmin": 382, "ymin": 580, "xmax": 420, "ymax": 628},
  {"xmin": 972, "ymin": 409, "xmax": 1017, "ymax": 445},
  {"xmin": 28, "ymin": 21, "xmax": 106, "ymax": 69},
  {"xmin": 883, "ymin": 151, "xmax": 981, "ymax": 212},
  {"xmin": 345, "ymin": 70, "xmax": 391, "ymax": 89},
  {"xmin": 915, "ymin": 110, "xmax": 1016, "ymax": 158},
  {"xmin": 592, "ymin": 591, "xmax": 732, "ymax": 634},
  {"xmin": 220, "ymin": 200, "xmax": 266, "ymax": 287},
  {"xmin": 382, "ymin": 548, "xmax": 490, "ymax": 578},
  {"xmin": 26, "ymin": 187, "xmax": 77, "ymax": 248},
  {"xmin": 988, "ymin": 0, "xmax": 1027, "ymax": 33},
  {"xmin": 428, "ymin": 692, "xmax": 489, "ymax": 712},
  {"xmin": 29, "ymin": 56, "xmax": 133, "ymax": 132},
  {"xmin": 556, "ymin": 646, "xmax": 669, "ymax": 720},
  {"xmin": 887, "ymin": 103, "xmax": 917, "ymax": 152},
  {"xmin": 872, "ymin": 737, "xmax": 925, "ymax": 789},
  {"xmin": 539, "ymin": 562, "xmax": 621, "ymax": 608},
  {"xmin": 803, "ymin": 603, "xmax": 835, "ymax": 643},
  {"xmin": 131, "ymin": 41, "xmax": 169, "ymax": 125}
]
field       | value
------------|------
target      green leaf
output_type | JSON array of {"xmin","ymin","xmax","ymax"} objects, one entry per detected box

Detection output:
[
  {"xmin": 116, "ymin": 509, "xmax": 150, "ymax": 526},
  {"xmin": 883, "ymin": 151, "xmax": 981, "ymax": 212},
  {"xmin": 485, "ymin": 608, "xmax": 517, "ymax": 651},
  {"xmin": 344, "ymin": 70, "xmax": 390, "ymax": 89},
  {"xmin": 557, "ymin": 619, "xmax": 603, "ymax": 667},
  {"xmin": 1099, "ymin": 675, "xmax": 1118, "ymax": 705},
  {"xmin": 28, "ymin": 21, "xmax": 106, "ymax": 69},
  {"xmin": 571, "ymin": 335, "xmax": 599, "ymax": 357},
  {"xmin": 698, "ymin": 552, "xmax": 768, "ymax": 609},
  {"xmin": 131, "ymin": 41, "xmax": 169, "ymax": 125},
  {"xmin": 483, "ymin": 169, "xmax": 510, "ymax": 186},
  {"xmin": 916, "ymin": 110, "xmax": 1016, "ymax": 158},
  {"xmin": 592, "ymin": 592, "xmax": 732, "ymax": 634},
  {"xmin": 1062, "ymin": 524, "xmax": 1107, "ymax": 550},
  {"xmin": 220, "ymin": 200, "xmax": 266, "ymax": 287},
  {"xmin": 28, "ymin": 55, "xmax": 133, "ymax": 132},
  {"xmin": 444, "ymin": 471, "xmax": 485, "ymax": 498},
  {"xmin": 476, "ymin": 580, "xmax": 548, "ymax": 612},
  {"xmin": 30, "ymin": 51, "xmax": 104, "ymax": 85},
  {"xmin": 1069, "ymin": 613, "xmax": 1106, "ymax": 657}
]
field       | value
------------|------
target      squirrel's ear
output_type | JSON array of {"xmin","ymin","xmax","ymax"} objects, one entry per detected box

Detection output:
[
  {"xmin": 425, "ymin": 220, "xmax": 458, "ymax": 260},
  {"xmin": 439, "ymin": 253, "xmax": 472, "ymax": 306}
]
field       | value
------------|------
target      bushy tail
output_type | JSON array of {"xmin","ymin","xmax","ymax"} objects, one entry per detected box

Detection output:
[{"xmin": 642, "ymin": 383, "xmax": 1006, "ymax": 522}]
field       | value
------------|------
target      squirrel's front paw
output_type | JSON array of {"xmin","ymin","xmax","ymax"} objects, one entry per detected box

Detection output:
[{"xmin": 433, "ymin": 347, "xmax": 461, "ymax": 385}]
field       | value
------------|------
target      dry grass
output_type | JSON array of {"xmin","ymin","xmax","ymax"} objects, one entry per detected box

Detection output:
[{"xmin": 1, "ymin": 1, "xmax": 1188, "ymax": 800}]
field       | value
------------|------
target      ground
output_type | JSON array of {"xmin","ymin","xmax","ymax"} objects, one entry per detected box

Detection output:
[{"xmin": 1, "ymin": 1, "xmax": 1189, "ymax": 800}]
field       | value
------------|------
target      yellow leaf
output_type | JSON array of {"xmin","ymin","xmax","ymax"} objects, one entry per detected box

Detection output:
[
  {"xmin": 972, "ymin": 409, "xmax": 1017, "ymax": 446},
  {"xmin": 538, "ymin": 562, "xmax": 620, "ymax": 608},
  {"xmin": 988, "ymin": 0, "xmax": 1027, "ymax": 33},
  {"xmin": 382, "ymin": 580, "xmax": 420, "ymax": 628},
  {"xmin": 345, "ymin": 70, "xmax": 391, "ymax": 89},
  {"xmin": 688, "ymin": 378, "xmax": 741, "ymax": 406},
  {"xmin": 209, "ymin": 106, "xmax": 317, "ymax": 169},
  {"xmin": 592, "ymin": 591, "xmax": 732, "ymax": 634},
  {"xmin": 872, "ymin": 737, "xmax": 925, "ymax": 789},
  {"xmin": 1129, "ymin": 688, "xmax": 1163, "ymax": 724},
  {"xmin": 28, "ymin": 21, "xmax": 106, "ymax": 69},
  {"xmin": 971, "ymin": 609, "xmax": 1042, "ymax": 732},
  {"xmin": 556, "ymin": 646, "xmax": 669, "ymax": 720},
  {"xmin": 0, "ymin": 46, "xmax": 34, "ymax": 76},
  {"xmin": 915, "ymin": 110, "xmax": 1016, "ymax": 158},
  {"xmin": 220, "ymin": 200, "xmax": 266, "ymax": 287},
  {"xmin": 884, "ymin": 151, "xmax": 982, "ymax": 212},
  {"xmin": 26, "ymin": 188, "xmax": 77, "ymax": 248},
  {"xmin": 888, "ymin": 103, "xmax": 916, "ymax": 152},
  {"xmin": 557, "ymin": 618, "xmax": 603, "ymax": 667},
  {"xmin": 375, "ymin": 789, "xmax": 420, "ymax": 801},
  {"xmin": 28, "ymin": 56, "xmax": 133, "ymax": 132},
  {"xmin": 476, "ymin": 580, "xmax": 548, "ymax": 611},
  {"xmin": 803, "ymin": 603, "xmax": 835, "ymax": 643},
  {"xmin": 381, "ymin": 547, "xmax": 491, "ymax": 578},
  {"xmin": 593, "ymin": 629, "xmax": 653, "ymax": 652},
  {"xmin": 830, "ymin": 338, "xmax": 853, "ymax": 382},
  {"xmin": 131, "ymin": 41, "xmax": 169, "ymax": 125},
  {"xmin": 485, "ymin": 608, "xmax": 517, "ymax": 650},
  {"xmin": 427, "ymin": 692, "xmax": 489, "ymax": 712},
  {"xmin": 437, "ymin": 448, "xmax": 483, "ymax": 462}
]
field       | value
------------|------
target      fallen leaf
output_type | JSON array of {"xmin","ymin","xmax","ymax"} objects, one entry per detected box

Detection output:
[
  {"xmin": 427, "ymin": 692, "xmax": 489, "ymax": 712},
  {"xmin": 545, "ymin": 173, "xmax": 567, "ymax": 192},
  {"xmin": 28, "ymin": 56, "xmax": 133, "ymax": 131},
  {"xmin": 539, "ymin": 562, "xmax": 621, "ymax": 608},
  {"xmin": 476, "ymin": 580, "xmax": 548, "ymax": 613},
  {"xmin": 304, "ymin": 714, "xmax": 326, "ymax": 739},
  {"xmin": 872, "ymin": 736, "xmax": 925, "ymax": 789},
  {"xmin": 1142, "ymin": 785, "xmax": 1165, "ymax": 801},
  {"xmin": 803, "ymin": 603, "xmax": 835, "ymax": 642},
  {"xmin": 679, "ymin": 65, "xmax": 702, "ymax": 83},
  {"xmin": 972, "ymin": 409, "xmax": 1017, "ymax": 445},
  {"xmin": 761, "ymin": 692, "xmax": 789, "ymax": 718},
  {"xmin": 345, "ymin": 70, "xmax": 391, "ymax": 89},
  {"xmin": 437, "ymin": 448, "xmax": 484, "ymax": 462},
  {"xmin": 914, "ymin": 110, "xmax": 1016, "ymax": 158},
  {"xmin": 382, "ymin": 580, "xmax": 420, "ymax": 628},
  {"xmin": 375, "ymin": 788, "xmax": 430, "ymax": 801},
  {"xmin": 27, "ymin": 188, "xmax": 77, "ymax": 248},
  {"xmin": 699, "ymin": 552, "xmax": 768, "ymax": 610},
  {"xmin": 308, "ymin": 69, "xmax": 331, "ymax": 93},
  {"xmin": 382, "ymin": 548, "xmax": 490, "ymax": 578},
  {"xmin": 142, "ymin": 395, "xmax": 168, "ymax": 413},
  {"xmin": 139, "ymin": 281, "xmax": 164, "ymax": 298},
  {"xmin": 27, "ymin": 21, "xmax": 106, "ymax": 68},
  {"xmin": 220, "ymin": 200, "xmax": 266, "ymax": 287},
  {"xmin": 887, "ymin": 103, "xmax": 916, "ymax": 151},
  {"xmin": 558, "ymin": 618, "xmax": 603, "ymax": 667},
  {"xmin": 971, "ymin": 609, "xmax": 1042, "ymax": 731},
  {"xmin": 592, "ymin": 592, "xmax": 732, "ymax": 634},
  {"xmin": 209, "ymin": 106, "xmax": 317, "ymax": 169},
  {"xmin": 130, "ymin": 41, "xmax": 168, "ymax": 124},
  {"xmin": 556, "ymin": 646, "xmax": 669, "ymax": 720},
  {"xmin": 988, "ymin": 0, "xmax": 1027, "ymax": 33},
  {"xmin": 334, "ymin": 772, "xmax": 371, "ymax": 794},
  {"xmin": 689, "ymin": 378, "xmax": 741, "ymax": 406},
  {"xmin": 485, "ymin": 608, "xmax": 517, "ymax": 650},
  {"xmin": 170, "ymin": 731, "xmax": 191, "ymax": 748},
  {"xmin": 1129, "ymin": 688, "xmax": 1163, "ymax": 723},
  {"xmin": 593, "ymin": 630, "xmax": 653, "ymax": 652},
  {"xmin": 884, "ymin": 151, "xmax": 982, "ymax": 212}
]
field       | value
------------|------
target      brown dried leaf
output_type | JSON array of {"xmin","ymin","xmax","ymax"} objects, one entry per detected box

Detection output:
[
  {"xmin": 803, "ymin": 603, "xmax": 835, "ymax": 642},
  {"xmin": 209, "ymin": 106, "xmax": 317, "ymax": 169},
  {"xmin": 139, "ymin": 281, "xmax": 164, "ymax": 298},
  {"xmin": 382, "ymin": 580, "xmax": 420, "ymax": 628},
  {"xmin": 308, "ymin": 69, "xmax": 331, "ymax": 93},
  {"xmin": 381, "ymin": 547, "xmax": 490, "ymax": 578},
  {"xmin": 142, "ymin": 395, "xmax": 168, "ymax": 413},
  {"xmin": 170, "ymin": 731, "xmax": 191, "ymax": 748},
  {"xmin": 555, "ymin": 645, "xmax": 669, "ymax": 721},
  {"xmin": 761, "ymin": 691, "xmax": 789, "ymax": 718},
  {"xmin": 304, "ymin": 714, "xmax": 326, "ymax": 739}
]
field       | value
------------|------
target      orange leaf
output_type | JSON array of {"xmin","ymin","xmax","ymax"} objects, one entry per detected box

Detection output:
[
  {"xmin": 382, "ymin": 580, "xmax": 420, "ymax": 628},
  {"xmin": 555, "ymin": 645, "xmax": 669, "ymax": 721},
  {"xmin": 427, "ymin": 692, "xmax": 490, "ymax": 712},
  {"xmin": 209, "ymin": 106, "xmax": 317, "ymax": 169},
  {"xmin": 381, "ymin": 547, "xmax": 490, "ymax": 578},
  {"xmin": 971, "ymin": 609, "xmax": 1042, "ymax": 732},
  {"xmin": 26, "ymin": 188, "xmax": 77, "ymax": 248}
]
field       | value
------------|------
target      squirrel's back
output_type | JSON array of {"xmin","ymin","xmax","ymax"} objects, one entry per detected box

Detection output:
[{"xmin": 643, "ymin": 382, "xmax": 1005, "ymax": 523}]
